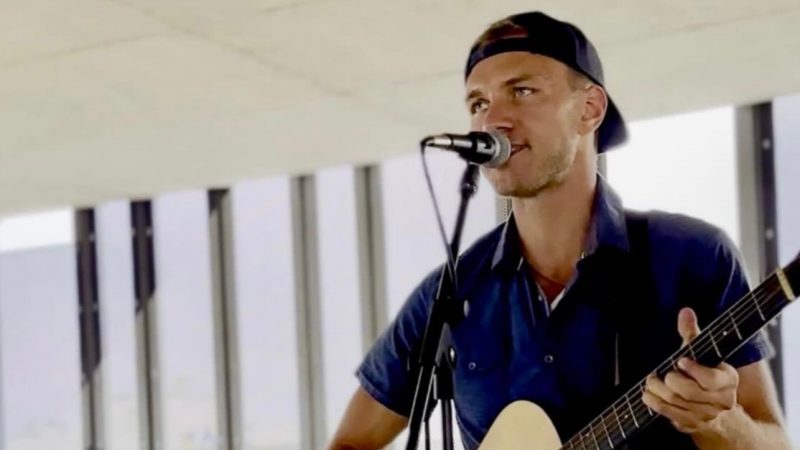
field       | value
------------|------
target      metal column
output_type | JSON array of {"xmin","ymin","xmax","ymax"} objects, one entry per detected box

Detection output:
[
  {"xmin": 131, "ymin": 201, "xmax": 162, "ymax": 449},
  {"xmin": 75, "ymin": 209, "xmax": 105, "ymax": 450},
  {"xmin": 208, "ymin": 189, "xmax": 242, "ymax": 450},
  {"xmin": 736, "ymin": 103, "xmax": 784, "ymax": 406},
  {"xmin": 290, "ymin": 176, "xmax": 327, "ymax": 450},
  {"xmin": 354, "ymin": 166, "xmax": 390, "ymax": 351}
]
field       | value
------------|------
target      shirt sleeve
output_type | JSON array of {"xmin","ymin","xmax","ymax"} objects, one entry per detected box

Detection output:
[
  {"xmin": 355, "ymin": 268, "xmax": 440, "ymax": 416},
  {"xmin": 708, "ymin": 231, "xmax": 775, "ymax": 368}
]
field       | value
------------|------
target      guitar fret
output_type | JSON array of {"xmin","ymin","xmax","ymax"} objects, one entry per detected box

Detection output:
[
  {"xmin": 555, "ymin": 256, "xmax": 800, "ymax": 450},
  {"xmin": 576, "ymin": 429, "xmax": 585, "ymax": 450},
  {"xmin": 635, "ymin": 405, "xmax": 651, "ymax": 429},
  {"xmin": 708, "ymin": 333, "xmax": 722, "ymax": 357},
  {"xmin": 687, "ymin": 343, "xmax": 697, "ymax": 360},
  {"xmin": 613, "ymin": 404, "xmax": 627, "ymax": 439},
  {"xmin": 599, "ymin": 415, "xmax": 614, "ymax": 448},
  {"xmin": 641, "ymin": 384, "xmax": 654, "ymax": 416},
  {"xmin": 728, "ymin": 310, "xmax": 743, "ymax": 339},
  {"xmin": 589, "ymin": 427, "xmax": 600, "ymax": 450},
  {"xmin": 569, "ymin": 427, "xmax": 582, "ymax": 450},
  {"xmin": 751, "ymin": 293, "xmax": 766, "ymax": 320},
  {"xmin": 625, "ymin": 393, "xmax": 639, "ymax": 428}
]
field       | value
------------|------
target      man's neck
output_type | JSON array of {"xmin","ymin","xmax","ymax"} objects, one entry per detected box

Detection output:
[{"xmin": 511, "ymin": 149, "xmax": 597, "ymax": 285}]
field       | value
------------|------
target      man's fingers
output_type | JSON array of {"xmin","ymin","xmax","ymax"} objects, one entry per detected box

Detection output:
[
  {"xmin": 642, "ymin": 389, "xmax": 707, "ymax": 431},
  {"xmin": 664, "ymin": 369, "xmax": 731, "ymax": 411},
  {"xmin": 677, "ymin": 358, "xmax": 738, "ymax": 399},
  {"xmin": 645, "ymin": 374, "xmax": 720, "ymax": 419}
]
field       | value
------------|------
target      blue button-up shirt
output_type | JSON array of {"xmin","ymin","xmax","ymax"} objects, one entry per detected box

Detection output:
[{"xmin": 357, "ymin": 177, "xmax": 773, "ymax": 449}]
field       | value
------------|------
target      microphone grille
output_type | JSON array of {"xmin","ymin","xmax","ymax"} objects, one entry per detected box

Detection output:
[{"xmin": 484, "ymin": 131, "xmax": 511, "ymax": 168}]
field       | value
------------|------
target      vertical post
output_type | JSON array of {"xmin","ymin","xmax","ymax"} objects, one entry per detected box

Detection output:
[
  {"xmin": 354, "ymin": 166, "xmax": 389, "ymax": 351},
  {"xmin": 290, "ymin": 176, "xmax": 327, "ymax": 450},
  {"xmin": 735, "ymin": 103, "xmax": 784, "ymax": 406},
  {"xmin": 75, "ymin": 209, "xmax": 105, "ymax": 450},
  {"xmin": 208, "ymin": 189, "xmax": 242, "ymax": 450},
  {"xmin": 131, "ymin": 201, "xmax": 162, "ymax": 449}
]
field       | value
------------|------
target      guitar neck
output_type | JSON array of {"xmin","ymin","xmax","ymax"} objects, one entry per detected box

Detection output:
[{"xmin": 562, "ymin": 259, "xmax": 800, "ymax": 450}]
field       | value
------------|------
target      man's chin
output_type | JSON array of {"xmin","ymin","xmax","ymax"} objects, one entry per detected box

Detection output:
[
  {"xmin": 491, "ymin": 177, "xmax": 559, "ymax": 199},
  {"xmin": 493, "ymin": 184, "xmax": 546, "ymax": 199}
]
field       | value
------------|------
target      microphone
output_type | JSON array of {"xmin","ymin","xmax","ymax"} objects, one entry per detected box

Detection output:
[{"xmin": 422, "ymin": 131, "xmax": 511, "ymax": 168}]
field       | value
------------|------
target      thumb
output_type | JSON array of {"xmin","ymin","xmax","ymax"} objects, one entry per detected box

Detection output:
[{"xmin": 678, "ymin": 307, "xmax": 701, "ymax": 347}]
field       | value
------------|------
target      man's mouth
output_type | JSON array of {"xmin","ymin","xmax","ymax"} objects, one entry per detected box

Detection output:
[{"xmin": 510, "ymin": 144, "xmax": 528, "ymax": 156}]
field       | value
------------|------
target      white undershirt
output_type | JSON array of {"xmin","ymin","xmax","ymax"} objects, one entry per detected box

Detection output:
[
  {"xmin": 550, "ymin": 289, "xmax": 567, "ymax": 311},
  {"xmin": 518, "ymin": 254, "xmax": 581, "ymax": 314}
]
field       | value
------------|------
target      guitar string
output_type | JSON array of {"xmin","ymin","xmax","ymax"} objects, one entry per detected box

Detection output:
[
  {"xmin": 571, "ymin": 282, "xmax": 785, "ymax": 449},
  {"xmin": 569, "ymin": 282, "xmax": 786, "ymax": 450},
  {"xmin": 561, "ymin": 278, "xmax": 789, "ymax": 450},
  {"xmin": 564, "ymin": 282, "xmax": 786, "ymax": 450},
  {"xmin": 564, "ymin": 261, "xmax": 798, "ymax": 449}
]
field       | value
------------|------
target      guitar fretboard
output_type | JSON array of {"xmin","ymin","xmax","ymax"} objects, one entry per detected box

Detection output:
[{"xmin": 560, "ymin": 258, "xmax": 799, "ymax": 450}]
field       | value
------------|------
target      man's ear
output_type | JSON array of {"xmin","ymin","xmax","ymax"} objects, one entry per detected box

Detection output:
[{"xmin": 580, "ymin": 85, "xmax": 608, "ymax": 136}]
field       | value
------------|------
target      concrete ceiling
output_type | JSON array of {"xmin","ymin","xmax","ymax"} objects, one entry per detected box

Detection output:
[{"xmin": 2, "ymin": 0, "xmax": 800, "ymax": 217}]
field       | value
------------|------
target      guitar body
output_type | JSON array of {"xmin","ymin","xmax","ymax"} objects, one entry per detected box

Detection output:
[{"xmin": 479, "ymin": 400, "xmax": 562, "ymax": 449}]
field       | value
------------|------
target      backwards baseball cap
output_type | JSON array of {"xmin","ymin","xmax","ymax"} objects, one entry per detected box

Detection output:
[{"xmin": 465, "ymin": 11, "xmax": 628, "ymax": 153}]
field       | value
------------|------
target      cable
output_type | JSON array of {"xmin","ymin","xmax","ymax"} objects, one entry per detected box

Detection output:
[{"xmin": 420, "ymin": 144, "xmax": 459, "ymax": 290}]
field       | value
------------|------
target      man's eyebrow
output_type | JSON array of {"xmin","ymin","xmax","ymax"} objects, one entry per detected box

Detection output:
[
  {"xmin": 465, "ymin": 88, "xmax": 482, "ymax": 104},
  {"xmin": 465, "ymin": 73, "xmax": 549, "ymax": 103},
  {"xmin": 503, "ymin": 73, "xmax": 545, "ymax": 85}
]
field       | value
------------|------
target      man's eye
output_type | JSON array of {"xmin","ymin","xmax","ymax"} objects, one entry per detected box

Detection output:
[
  {"xmin": 514, "ymin": 87, "xmax": 535, "ymax": 97},
  {"xmin": 470, "ymin": 100, "xmax": 488, "ymax": 114}
]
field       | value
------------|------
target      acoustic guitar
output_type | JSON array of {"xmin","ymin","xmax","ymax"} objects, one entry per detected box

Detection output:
[{"xmin": 479, "ymin": 253, "xmax": 800, "ymax": 449}]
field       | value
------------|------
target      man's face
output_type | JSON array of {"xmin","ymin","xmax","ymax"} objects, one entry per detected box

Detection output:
[{"xmin": 465, "ymin": 51, "xmax": 588, "ymax": 198}]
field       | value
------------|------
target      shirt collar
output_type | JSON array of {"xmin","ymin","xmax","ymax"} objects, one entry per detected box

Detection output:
[{"xmin": 491, "ymin": 174, "xmax": 630, "ymax": 272}]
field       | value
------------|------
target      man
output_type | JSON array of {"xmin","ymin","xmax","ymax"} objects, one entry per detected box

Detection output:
[{"xmin": 329, "ymin": 11, "xmax": 791, "ymax": 450}]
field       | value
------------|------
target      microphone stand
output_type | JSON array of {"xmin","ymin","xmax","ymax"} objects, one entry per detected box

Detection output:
[{"xmin": 405, "ymin": 162, "xmax": 480, "ymax": 450}]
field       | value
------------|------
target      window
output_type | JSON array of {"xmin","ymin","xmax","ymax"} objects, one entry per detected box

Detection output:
[
  {"xmin": 605, "ymin": 107, "xmax": 740, "ymax": 244},
  {"xmin": 0, "ymin": 209, "xmax": 73, "ymax": 252},
  {"xmin": 0, "ymin": 209, "xmax": 82, "ymax": 448},
  {"xmin": 152, "ymin": 191, "xmax": 219, "ymax": 448},
  {"xmin": 96, "ymin": 201, "xmax": 142, "ymax": 449},
  {"xmin": 230, "ymin": 178, "xmax": 302, "ymax": 448},
  {"xmin": 381, "ymin": 152, "xmax": 497, "ymax": 448},
  {"xmin": 315, "ymin": 167, "xmax": 363, "ymax": 439},
  {"xmin": 774, "ymin": 93, "xmax": 800, "ymax": 446},
  {"xmin": 382, "ymin": 152, "xmax": 498, "ymax": 317}
]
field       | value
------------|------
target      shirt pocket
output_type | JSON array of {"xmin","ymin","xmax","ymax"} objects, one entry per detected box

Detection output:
[
  {"xmin": 449, "ymin": 314, "xmax": 509, "ymax": 376},
  {"xmin": 450, "ymin": 334, "xmax": 509, "ymax": 437},
  {"xmin": 456, "ymin": 341, "xmax": 506, "ymax": 374}
]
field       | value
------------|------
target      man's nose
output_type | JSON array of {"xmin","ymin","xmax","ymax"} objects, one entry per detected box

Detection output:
[{"xmin": 480, "ymin": 99, "xmax": 514, "ymax": 133}]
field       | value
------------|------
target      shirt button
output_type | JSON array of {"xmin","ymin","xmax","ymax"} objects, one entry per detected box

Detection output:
[
  {"xmin": 543, "ymin": 354, "xmax": 555, "ymax": 364},
  {"xmin": 468, "ymin": 362, "xmax": 477, "ymax": 370}
]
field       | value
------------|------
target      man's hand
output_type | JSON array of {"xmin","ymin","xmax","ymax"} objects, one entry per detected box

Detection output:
[{"xmin": 642, "ymin": 307, "xmax": 740, "ymax": 434}]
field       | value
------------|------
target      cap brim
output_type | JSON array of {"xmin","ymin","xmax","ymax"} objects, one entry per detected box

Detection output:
[{"xmin": 598, "ymin": 96, "xmax": 628, "ymax": 153}]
